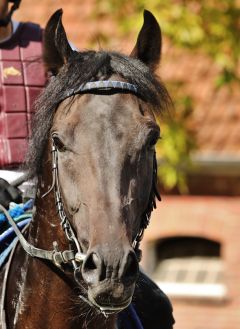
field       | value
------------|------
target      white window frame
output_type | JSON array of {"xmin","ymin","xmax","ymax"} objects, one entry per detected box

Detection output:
[{"xmin": 153, "ymin": 257, "xmax": 227, "ymax": 301}]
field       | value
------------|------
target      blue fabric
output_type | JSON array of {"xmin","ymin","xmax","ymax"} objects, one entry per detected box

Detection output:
[{"xmin": 118, "ymin": 304, "xmax": 144, "ymax": 329}]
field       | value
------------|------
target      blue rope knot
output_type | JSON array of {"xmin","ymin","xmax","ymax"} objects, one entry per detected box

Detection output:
[{"xmin": 0, "ymin": 199, "xmax": 33, "ymax": 225}]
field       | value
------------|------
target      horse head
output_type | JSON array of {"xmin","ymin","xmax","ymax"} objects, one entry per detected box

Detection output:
[{"xmin": 27, "ymin": 9, "xmax": 170, "ymax": 315}]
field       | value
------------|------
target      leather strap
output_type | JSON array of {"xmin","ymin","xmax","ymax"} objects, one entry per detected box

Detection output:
[{"xmin": 0, "ymin": 204, "xmax": 78, "ymax": 268}]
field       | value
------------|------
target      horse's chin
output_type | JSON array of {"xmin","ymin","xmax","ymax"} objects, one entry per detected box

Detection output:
[
  {"xmin": 87, "ymin": 291, "xmax": 132, "ymax": 314},
  {"xmin": 75, "ymin": 269, "xmax": 135, "ymax": 314}
]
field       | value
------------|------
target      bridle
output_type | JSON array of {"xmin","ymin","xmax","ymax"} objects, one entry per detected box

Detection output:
[
  {"xmin": 1, "ymin": 79, "xmax": 160, "ymax": 281},
  {"xmin": 0, "ymin": 79, "xmax": 160, "ymax": 321}
]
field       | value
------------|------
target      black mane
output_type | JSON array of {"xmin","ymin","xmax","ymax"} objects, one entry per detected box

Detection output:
[{"xmin": 25, "ymin": 50, "xmax": 171, "ymax": 178}]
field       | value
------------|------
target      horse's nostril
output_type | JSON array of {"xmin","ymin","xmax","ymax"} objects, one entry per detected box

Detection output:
[
  {"xmin": 82, "ymin": 249, "xmax": 138, "ymax": 286},
  {"xmin": 84, "ymin": 252, "xmax": 99, "ymax": 272},
  {"xmin": 122, "ymin": 251, "xmax": 139, "ymax": 284},
  {"xmin": 84, "ymin": 253, "xmax": 99, "ymax": 271},
  {"xmin": 82, "ymin": 252, "xmax": 104, "ymax": 285}
]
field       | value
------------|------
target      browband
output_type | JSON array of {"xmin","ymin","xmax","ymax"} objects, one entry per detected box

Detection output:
[{"xmin": 65, "ymin": 80, "xmax": 138, "ymax": 98}]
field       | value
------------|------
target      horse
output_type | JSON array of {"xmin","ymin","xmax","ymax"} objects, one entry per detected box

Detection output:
[{"xmin": 0, "ymin": 9, "xmax": 174, "ymax": 329}]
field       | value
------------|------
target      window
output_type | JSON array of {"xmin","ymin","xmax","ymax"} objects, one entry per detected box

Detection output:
[{"xmin": 151, "ymin": 237, "xmax": 227, "ymax": 300}]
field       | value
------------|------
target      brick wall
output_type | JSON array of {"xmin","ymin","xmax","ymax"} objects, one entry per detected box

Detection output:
[
  {"xmin": 14, "ymin": 0, "xmax": 123, "ymax": 50},
  {"xmin": 142, "ymin": 197, "xmax": 240, "ymax": 329}
]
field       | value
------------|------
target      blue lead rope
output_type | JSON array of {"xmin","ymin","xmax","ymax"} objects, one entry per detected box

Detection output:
[
  {"xmin": 0, "ymin": 200, "xmax": 33, "ymax": 269},
  {"xmin": 0, "ymin": 199, "xmax": 33, "ymax": 225},
  {"xmin": 0, "ymin": 218, "xmax": 31, "ymax": 246},
  {"xmin": 118, "ymin": 303, "xmax": 144, "ymax": 329},
  {"xmin": 0, "ymin": 237, "xmax": 18, "ymax": 268},
  {"xmin": 0, "ymin": 218, "xmax": 31, "ymax": 268}
]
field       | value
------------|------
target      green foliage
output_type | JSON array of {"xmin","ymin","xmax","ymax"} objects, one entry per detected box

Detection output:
[
  {"xmin": 156, "ymin": 93, "xmax": 195, "ymax": 193},
  {"xmin": 96, "ymin": 0, "xmax": 240, "ymax": 84}
]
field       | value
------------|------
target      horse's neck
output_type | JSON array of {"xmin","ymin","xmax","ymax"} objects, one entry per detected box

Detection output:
[{"xmin": 6, "ymin": 176, "xmax": 116, "ymax": 329}]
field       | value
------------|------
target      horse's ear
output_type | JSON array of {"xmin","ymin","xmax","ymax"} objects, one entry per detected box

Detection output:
[
  {"xmin": 43, "ymin": 9, "xmax": 73, "ymax": 75},
  {"xmin": 130, "ymin": 10, "xmax": 162, "ymax": 71}
]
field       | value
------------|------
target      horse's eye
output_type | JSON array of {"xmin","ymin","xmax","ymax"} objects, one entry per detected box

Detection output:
[
  {"xmin": 52, "ymin": 136, "xmax": 66, "ymax": 152},
  {"xmin": 147, "ymin": 131, "xmax": 160, "ymax": 149}
]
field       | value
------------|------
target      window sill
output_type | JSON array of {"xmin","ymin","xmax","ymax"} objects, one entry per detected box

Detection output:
[{"xmin": 156, "ymin": 281, "xmax": 227, "ymax": 301}]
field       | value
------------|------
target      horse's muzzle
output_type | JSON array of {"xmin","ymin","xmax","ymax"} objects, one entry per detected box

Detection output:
[{"xmin": 80, "ymin": 246, "xmax": 139, "ymax": 310}]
